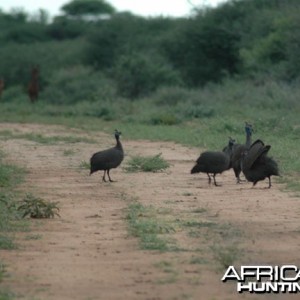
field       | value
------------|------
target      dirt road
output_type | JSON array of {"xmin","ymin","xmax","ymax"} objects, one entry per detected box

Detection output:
[{"xmin": 1, "ymin": 123, "xmax": 299, "ymax": 300}]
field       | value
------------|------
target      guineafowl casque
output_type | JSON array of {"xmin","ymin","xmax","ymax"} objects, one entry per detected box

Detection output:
[
  {"xmin": 90, "ymin": 130, "xmax": 124, "ymax": 182},
  {"xmin": 231, "ymin": 122, "xmax": 253, "ymax": 183},
  {"xmin": 191, "ymin": 138, "xmax": 234, "ymax": 186},
  {"xmin": 241, "ymin": 139, "xmax": 279, "ymax": 188}
]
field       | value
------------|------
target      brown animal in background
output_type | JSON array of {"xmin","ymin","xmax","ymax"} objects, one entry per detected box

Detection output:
[
  {"xmin": 28, "ymin": 66, "xmax": 39, "ymax": 102},
  {"xmin": 0, "ymin": 78, "xmax": 4, "ymax": 98}
]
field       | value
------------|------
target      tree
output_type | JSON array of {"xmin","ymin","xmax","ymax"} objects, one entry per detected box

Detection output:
[
  {"xmin": 61, "ymin": 0, "xmax": 116, "ymax": 19},
  {"xmin": 112, "ymin": 52, "xmax": 182, "ymax": 99}
]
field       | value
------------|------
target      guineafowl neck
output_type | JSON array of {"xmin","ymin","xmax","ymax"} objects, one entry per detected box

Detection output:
[
  {"xmin": 115, "ymin": 138, "xmax": 123, "ymax": 150},
  {"xmin": 245, "ymin": 132, "xmax": 252, "ymax": 148}
]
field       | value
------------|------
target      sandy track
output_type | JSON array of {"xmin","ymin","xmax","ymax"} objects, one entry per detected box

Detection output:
[{"xmin": 0, "ymin": 123, "xmax": 299, "ymax": 300}]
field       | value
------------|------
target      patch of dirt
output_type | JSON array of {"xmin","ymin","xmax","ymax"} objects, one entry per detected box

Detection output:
[{"xmin": 0, "ymin": 123, "xmax": 299, "ymax": 300}]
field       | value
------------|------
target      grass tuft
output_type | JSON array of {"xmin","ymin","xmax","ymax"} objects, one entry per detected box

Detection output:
[
  {"xmin": 125, "ymin": 153, "xmax": 170, "ymax": 173},
  {"xmin": 126, "ymin": 203, "xmax": 175, "ymax": 251},
  {"xmin": 211, "ymin": 245, "xmax": 242, "ymax": 270}
]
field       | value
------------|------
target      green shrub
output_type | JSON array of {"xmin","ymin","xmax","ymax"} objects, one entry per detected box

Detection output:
[
  {"xmin": 125, "ymin": 153, "xmax": 170, "ymax": 172},
  {"xmin": 42, "ymin": 66, "xmax": 117, "ymax": 104},
  {"xmin": 177, "ymin": 103, "xmax": 215, "ymax": 119},
  {"xmin": 17, "ymin": 194, "xmax": 60, "ymax": 219},
  {"xmin": 152, "ymin": 86, "xmax": 192, "ymax": 106},
  {"xmin": 112, "ymin": 52, "xmax": 182, "ymax": 99},
  {"xmin": 148, "ymin": 113, "xmax": 181, "ymax": 125},
  {"xmin": 0, "ymin": 235, "xmax": 16, "ymax": 250}
]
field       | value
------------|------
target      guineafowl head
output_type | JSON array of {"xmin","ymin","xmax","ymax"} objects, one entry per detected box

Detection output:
[
  {"xmin": 245, "ymin": 122, "xmax": 253, "ymax": 136},
  {"xmin": 228, "ymin": 136, "xmax": 236, "ymax": 148},
  {"xmin": 114, "ymin": 129, "xmax": 122, "ymax": 139}
]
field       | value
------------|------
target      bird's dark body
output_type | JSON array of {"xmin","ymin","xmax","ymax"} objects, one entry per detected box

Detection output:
[
  {"xmin": 191, "ymin": 139, "xmax": 233, "ymax": 186},
  {"xmin": 231, "ymin": 123, "xmax": 253, "ymax": 183},
  {"xmin": 90, "ymin": 130, "xmax": 124, "ymax": 182},
  {"xmin": 241, "ymin": 139, "xmax": 279, "ymax": 188},
  {"xmin": 191, "ymin": 151, "xmax": 230, "ymax": 175},
  {"xmin": 90, "ymin": 147, "xmax": 124, "ymax": 174}
]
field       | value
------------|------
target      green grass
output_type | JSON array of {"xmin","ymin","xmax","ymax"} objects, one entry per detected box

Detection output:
[
  {"xmin": 190, "ymin": 257, "xmax": 209, "ymax": 265},
  {"xmin": 154, "ymin": 261, "xmax": 179, "ymax": 284},
  {"xmin": 183, "ymin": 220, "xmax": 217, "ymax": 228},
  {"xmin": 79, "ymin": 161, "xmax": 90, "ymax": 169},
  {"xmin": 24, "ymin": 234, "xmax": 42, "ymax": 240},
  {"xmin": 125, "ymin": 153, "xmax": 170, "ymax": 173},
  {"xmin": 0, "ymin": 261, "xmax": 8, "ymax": 283},
  {"xmin": 126, "ymin": 203, "xmax": 176, "ymax": 251},
  {"xmin": 0, "ymin": 236, "xmax": 16, "ymax": 250},
  {"xmin": 0, "ymin": 151, "xmax": 25, "ymax": 189},
  {"xmin": 211, "ymin": 244, "xmax": 242, "ymax": 270},
  {"xmin": 63, "ymin": 149, "xmax": 76, "ymax": 156},
  {"xmin": 0, "ymin": 291, "xmax": 15, "ymax": 300},
  {"xmin": 0, "ymin": 130, "xmax": 95, "ymax": 145}
]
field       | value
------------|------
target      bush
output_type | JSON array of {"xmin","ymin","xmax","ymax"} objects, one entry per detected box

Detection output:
[
  {"xmin": 125, "ymin": 153, "xmax": 170, "ymax": 172},
  {"xmin": 0, "ymin": 39, "xmax": 87, "ymax": 87},
  {"xmin": 176, "ymin": 103, "xmax": 215, "ymax": 119},
  {"xmin": 17, "ymin": 194, "xmax": 60, "ymax": 219},
  {"xmin": 152, "ymin": 86, "xmax": 192, "ymax": 106},
  {"xmin": 42, "ymin": 66, "xmax": 117, "ymax": 104},
  {"xmin": 148, "ymin": 113, "xmax": 181, "ymax": 126},
  {"xmin": 111, "ymin": 52, "xmax": 182, "ymax": 99}
]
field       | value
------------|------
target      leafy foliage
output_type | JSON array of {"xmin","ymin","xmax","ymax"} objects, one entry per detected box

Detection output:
[
  {"xmin": 0, "ymin": 0, "xmax": 300, "ymax": 99},
  {"xmin": 17, "ymin": 194, "xmax": 60, "ymax": 219},
  {"xmin": 112, "ymin": 52, "xmax": 182, "ymax": 99},
  {"xmin": 61, "ymin": 0, "xmax": 116, "ymax": 17},
  {"xmin": 125, "ymin": 153, "xmax": 170, "ymax": 173}
]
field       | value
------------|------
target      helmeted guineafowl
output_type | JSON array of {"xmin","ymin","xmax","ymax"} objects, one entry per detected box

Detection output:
[
  {"xmin": 241, "ymin": 139, "xmax": 279, "ymax": 188},
  {"xmin": 191, "ymin": 138, "xmax": 234, "ymax": 186},
  {"xmin": 90, "ymin": 130, "xmax": 124, "ymax": 182},
  {"xmin": 222, "ymin": 137, "xmax": 236, "ymax": 169},
  {"xmin": 231, "ymin": 122, "xmax": 253, "ymax": 183}
]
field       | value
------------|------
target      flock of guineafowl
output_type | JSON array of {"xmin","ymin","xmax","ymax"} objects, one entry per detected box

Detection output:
[{"xmin": 90, "ymin": 124, "xmax": 279, "ymax": 188}]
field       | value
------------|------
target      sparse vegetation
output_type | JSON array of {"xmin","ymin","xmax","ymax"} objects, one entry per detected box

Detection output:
[
  {"xmin": 0, "ymin": 152, "xmax": 26, "ymax": 252},
  {"xmin": 125, "ymin": 153, "xmax": 170, "ymax": 173},
  {"xmin": 79, "ymin": 160, "xmax": 90, "ymax": 169},
  {"xmin": 0, "ymin": 130, "xmax": 94, "ymax": 144},
  {"xmin": 211, "ymin": 245, "xmax": 242, "ymax": 270},
  {"xmin": 0, "ymin": 0, "xmax": 300, "ymax": 297},
  {"xmin": 154, "ymin": 261, "xmax": 179, "ymax": 284},
  {"xmin": 0, "ymin": 261, "xmax": 7, "ymax": 283},
  {"xmin": 63, "ymin": 149, "xmax": 76, "ymax": 156},
  {"xmin": 17, "ymin": 194, "xmax": 60, "ymax": 219},
  {"xmin": 126, "ymin": 202, "xmax": 176, "ymax": 251},
  {"xmin": 0, "ymin": 151, "xmax": 25, "ymax": 189},
  {"xmin": 0, "ymin": 290, "xmax": 15, "ymax": 300}
]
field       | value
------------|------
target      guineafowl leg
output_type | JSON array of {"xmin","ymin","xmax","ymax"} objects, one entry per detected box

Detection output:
[
  {"xmin": 102, "ymin": 170, "xmax": 107, "ymax": 182},
  {"xmin": 107, "ymin": 169, "xmax": 114, "ymax": 182},
  {"xmin": 212, "ymin": 174, "xmax": 221, "ymax": 187},
  {"xmin": 251, "ymin": 181, "xmax": 258, "ymax": 188},
  {"xmin": 206, "ymin": 173, "xmax": 211, "ymax": 184},
  {"xmin": 268, "ymin": 176, "xmax": 272, "ymax": 188}
]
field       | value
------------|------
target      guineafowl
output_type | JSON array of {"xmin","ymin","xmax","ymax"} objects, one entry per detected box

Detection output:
[
  {"xmin": 222, "ymin": 137, "xmax": 236, "ymax": 169},
  {"xmin": 191, "ymin": 139, "xmax": 234, "ymax": 186},
  {"xmin": 241, "ymin": 139, "xmax": 279, "ymax": 188},
  {"xmin": 90, "ymin": 130, "xmax": 124, "ymax": 182},
  {"xmin": 231, "ymin": 122, "xmax": 253, "ymax": 183}
]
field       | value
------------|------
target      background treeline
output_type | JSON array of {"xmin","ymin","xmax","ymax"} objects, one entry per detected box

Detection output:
[
  {"xmin": 0, "ymin": 0, "xmax": 299, "ymax": 185},
  {"xmin": 1, "ymin": 0, "xmax": 300, "ymax": 102}
]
